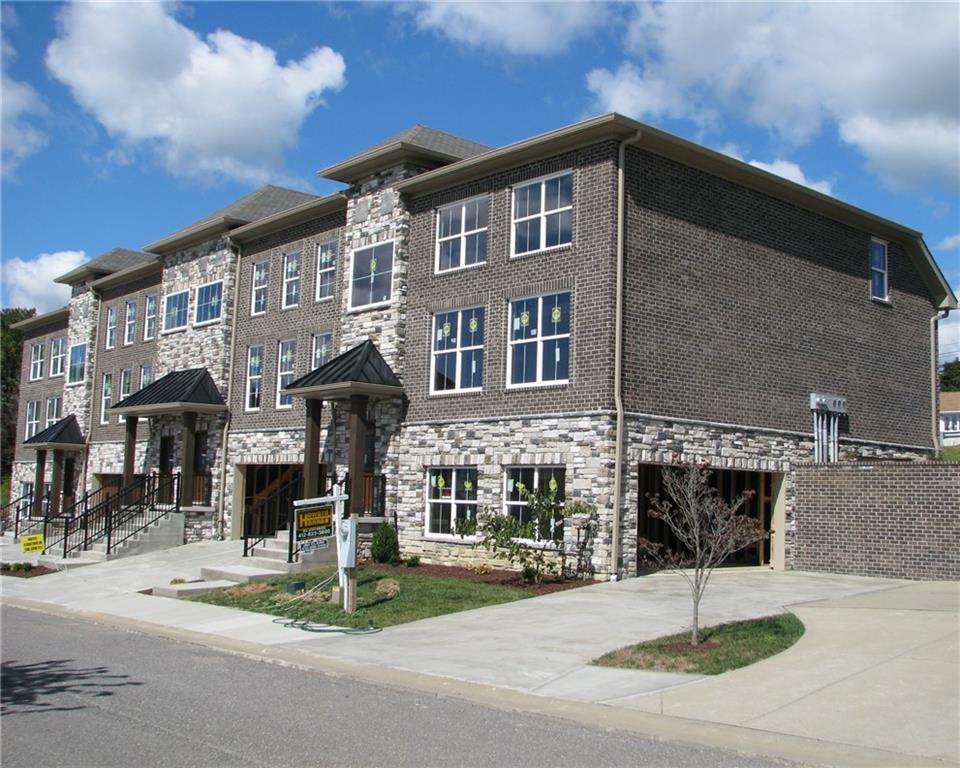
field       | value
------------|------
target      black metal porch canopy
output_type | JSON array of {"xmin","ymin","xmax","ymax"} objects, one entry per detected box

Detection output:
[
  {"xmin": 24, "ymin": 415, "xmax": 85, "ymax": 517},
  {"xmin": 24, "ymin": 414, "xmax": 84, "ymax": 451},
  {"xmin": 283, "ymin": 340, "xmax": 403, "ymax": 515}
]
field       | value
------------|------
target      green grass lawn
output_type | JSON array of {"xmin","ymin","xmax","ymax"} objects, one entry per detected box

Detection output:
[
  {"xmin": 938, "ymin": 445, "xmax": 960, "ymax": 462},
  {"xmin": 188, "ymin": 565, "xmax": 531, "ymax": 628},
  {"xmin": 593, "ymin": 613, "xmax": 805, "ymax": 675}
]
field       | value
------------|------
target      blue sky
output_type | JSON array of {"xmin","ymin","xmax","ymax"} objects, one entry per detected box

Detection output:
[{"xmin": 2, "ymin": 1, "xmax": 958, "ymax": 360}]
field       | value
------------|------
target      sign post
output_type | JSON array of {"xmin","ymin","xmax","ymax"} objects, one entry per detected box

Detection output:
[{"xmin": 293, "ymin": 485, "xmax": 355, "ymax": 612}]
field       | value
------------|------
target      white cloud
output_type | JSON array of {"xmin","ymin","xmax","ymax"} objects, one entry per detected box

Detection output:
[
  {"xmin": 1, "ymin": 9, "xmax": 48, "ymax": 179},
  {"xmin": 715, "ymin": 144, "xmax": 833, "ymax": 196},
  {"xmin": 588, "ymin": 2, "xmax": 959, "ymax": 189},
  {"xmin": 1, "ymin": 251, "xmax": 86, "ymax": 313},
  {"xmin": 936, "ymin": 234, "xmax": 960, "ymax": 252},
  {"xmin": 45, "ymin": 2, "xmax": 346, "ymax": 184},
  {"xmin": 406, "ymin": 2, "xmax": 608, "ymax": 55}
]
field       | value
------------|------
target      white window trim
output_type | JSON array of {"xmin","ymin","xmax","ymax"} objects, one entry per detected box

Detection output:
[
  {"xmin": 870, "ymin": 237, "xmax": 889, "ymax": 302},
  {"xmin": 503, "ymin": 465, "xmax": 566, "ymax": 544},
  {"xmin": 434, "ymin": 195, "xmax": 489, "ymax": 275},
  {"xmin": 193, "ymin": 279, "xmax": 224, "ymax": 327},
  {"xmin": 312, "ymin": 332, "xmax": 333, "ymax": 371},
  {"xmin": 510, "ymin": 171, "xmax": 574, "ymax": 258},
  {"xmin": 123, "ymin": 300, "xmax": 137, "ymax": 346},
  {"xmin": 100, "ymin": 373, "xmax": 113, "ymax": 426},
  {"xmin": 25, "ymin": 401, "xmax": 40, "ymax": 440},
  {"xmin": 29, "ymin": 343, "xmax": 44, "ymax": 381},
  {"xmin": 49, "ymin": 337, "xmax": 66, "ymax": 378},
  {"xmin": 105, "ymin": 306, "xmax": 117, "ymax": 350},
  {"xmin": 117, "ymin": 368, "xmax": 132, "ymax": 423},
  {"xmin": 429, "ymin": 307, "xmax": 485, "ymax": 395},
  {"xmin": 245, "ymin": 345, "xmax": 264, "ymax": 413},
  {"xmin": 45, "ymin": 396, "xmax": 61, "ymax": 429},
  {"xmin": 347, "ymin": 239, "xmax": 396, "ymax": 312},
  {"xmin": 161, "ymin": 290, "xmax": 190, "ymax": 334},
  {"xmin": 506, "ymin": 293, "xmax": 571, "ymax": 389},
  {"xmin": 144, "ymin": 294, "xmax": 158, "ymax": 341},
  {"xmin": 424, "ymin": 466, "xmax": 480, "ymax": 541},
  {"xmin": 251, "ymin": 261, "xmax": 269, "ymax": 316},
  {"xmin": 66, "ymin": 343, "xmax": 87, "ymax": 387},
  {"xmin": 140, "ymin": 364, "xmax": 153, "ymax": 389},
  {"xmin": 282, "ymin": 252, "xmax": 302, "ymax": 310},
  {"xmin": 276, "ymin": 339, "xmax": 297, "ymax": 410},
  {"xmin": 315, "ymin": 240, "xmax": 337, "ymax": 302}
]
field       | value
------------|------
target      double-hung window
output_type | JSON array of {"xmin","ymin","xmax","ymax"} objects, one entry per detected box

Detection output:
[
  {"xmin": 67, "ymin": 344, "xmax": 87, "ymax": 385},
  {"xmin": 163, "ymin": 290, "xmax": 189, "ymax": 333},
  {"xmin": 512, "ymin": 172, "xmax": 573, "ymax": 256},
  {"xmin": 140, "ymin": 364, "xmax": 154, "ymax": 389},
  {"xmin": 45, "ymin": 396, "xmax": 61, "ymax": 428},
  {"xmin": 504, "ymin": 466, "xmax": 565, "ymax": 541},
  {"xmin": 25, "ymin": 401, "xmax": 40, "ymax": 439},
  {"xmin": 100, "ymin": 373, "xmax": 113, "ymax": 425},
  {"xmin": 105, "ymin": 306, "xmax": 117, "ymax": 349},
  {"xmin": 437, "ymin": 197, "xmax": 488, "ymax": 272},
  {"xmin": 312, "ymin": 332, "xmax": 333, "ymax": 370},
  {"xmin": 870, "ymin": 238, "xmax": 888, "ymax": 301},
  {"xmin": 282, "ymin": 252, "xmax": 301, "ymax": 309},
  {"xmin": 251, "ymin": 261, "xmax": 269, "ymax": 315},
  {"xmin": 276, "ymin": 339, "xmax": 297, "ymax": 409},
  {"xmin": 431, "ymin": 308, "xmax": 484, "ymax": 393},
  {"xmin": 144, "ymin": 294, "xmax": 158, "ymax": 340},
  {"xmin": 29, "ymin": 343, "xmax": 44, "ymax": 381},
  {"xmin": 245, "ymin": 345, "xmax": 264, "ymax": 412},
  {"xmin": 124, "ymin": 301, "xmax": 137, "ymax": 345},
  {"xmin": 49, "ymin": 336, "xmax": 66, "ymax": 377},
  {"xmin": 508, "ymin": 292, "xmax": 571, "ymax": 387},
  {"xmin": 316, "ymin": 241, "xmax": 337, "ymax": 301},
  {"xmin": 349, "ymin": 242, "xmax": 394, "ymax": 310},
  {"xmin": 118, "ymin": 368, "xmax": 132, "ymax": 422},
  {"xmin": 426, "ymin": 467, "xmax": 478, "ymax": 537},
  {"xmin": 194, "ymin": 281, "xmax": 223, "ymax": 325}
]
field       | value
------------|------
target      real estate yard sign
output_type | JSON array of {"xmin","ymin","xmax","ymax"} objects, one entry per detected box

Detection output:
[{"xmin": 296, "ymin": 506, "xmax": 333, "ymax": 553}]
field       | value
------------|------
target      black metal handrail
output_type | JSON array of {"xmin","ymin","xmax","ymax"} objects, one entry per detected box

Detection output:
[
  {"xmin": 2, "ymin": 491, "xmax": 49, "ymax": 539},
  {"xmin": 243, "ymin": 474, "xmax": 302, "ymax": 558},
  {"xmin": 343, "ymin": 472, "xmax": 386, "ymax": 515},
  {"xmin": 108, "ymin": 473, "xmax": 181, "ymax": 553}
]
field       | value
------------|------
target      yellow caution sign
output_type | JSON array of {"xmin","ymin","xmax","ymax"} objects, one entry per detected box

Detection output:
[{"xmin": 20, "ymin": 534, "xmax": 44, "ymax": 554}]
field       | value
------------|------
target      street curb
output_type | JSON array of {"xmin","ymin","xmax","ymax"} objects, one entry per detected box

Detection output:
[{"xmin": 2, "ymin": 596, "xmax": 951, "ymax": 768}]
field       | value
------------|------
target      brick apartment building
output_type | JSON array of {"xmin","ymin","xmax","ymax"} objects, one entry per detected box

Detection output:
[{"xmin": 10, "ymin": 113, "xmax": 957, "ymax": 578}]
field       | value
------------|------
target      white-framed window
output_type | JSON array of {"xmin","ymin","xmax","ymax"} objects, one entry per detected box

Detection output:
[
  {"xmin": 437, "ymin": 196, "xmax": 488, "ymax": 272},
  {"xmin": 426, "ymin": 467, "xmax": 478, "ymax": 537},
  {"xmin": 45, "ymin": 396, "xmax": 62, "ymax": 428},
  {"xmin": 512, "ymin": 172, "xmax": 573, "ymax": 256},
  {"xmin": 251, "ymin": 261, "xmax": 269, "ymax": 315},
  {"xmin": 282, "ymin": 252, "xmax": 301, "ymax": 309},
  {"xmin": 162, "ymin": 290, "xmax": 189, "ymax": 333},
  {"xmin": 312, "ymin": 331, "xmax": 333, "ymax": 370},
  {"xmin": 67, "ymin": 343, "xmax": 87, "ymax": 386},
  {"xmin": 508, "ymin": 292, "xmax": 571, "ymax": 387},
  {"xmin": 140, "ymin": 363, "xmax": 153, "ymax": 389},
  {"xmin": 49, "ymin": 336, "xmax": 66, "ymax": 377},
  {"xmin": 504, "ymin": 466, "xmax": 565, "ymax": 542},
  {"xmin": 25, "ymin": 401, "xmax": 40, "ymax": 439},
  {"xmin": 349, "ymin": 241, "xmax": 394, "ymax": 310},
  {"xmin": 144, "ymin": 294, "xmax": 158, "ymax": 340},
  {"xmin": 245, "ymin": 345, "xmax": 264, "ymax": 412},
  {"xmin": 870, "ymin": 237, "xmax": 888, "ymax": 301},
  {"xmin": 124, "ymin": 300, "xmax": 137, "ymax": 345},
  {"xmin": 100, "ymin": 373, "xmax": 113, "ymax": 425},
  {"xmin": 117, "ymin": 368, "xmax": 132, "ymax": 423},
  {"xmin": 194, "ymin": 280, "xmax": 223, "ymax": 326},
  {"xmin": 105, "ymin": 306, "xmax": 117, "ymax": 349},
  {"xmin": 316, "ymin": 241, "xmax": 337, "ymax": 301},
  {"xmin": 29, "ymin": 343, "xmax": 44, "ymax": 381},
  {"xmin": 431, "ymin": 307, "xmax": 485, "ymax": 393},
  {"xmin": 276, "ymin": 339, "xmax": 297, "ymax": 409}
]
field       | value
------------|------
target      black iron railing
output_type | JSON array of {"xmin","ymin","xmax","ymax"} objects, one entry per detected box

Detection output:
[
  {"xmin": 243, "ymin": 474, "xmax": 302, "ymax": 558},
  {"xmin": 191, "ymin": 473, "xmax": 213, "ymax": 506},
  {"xmin": 342, "ymin": 473, "xmax": 386, "ymax": 516},
  {"xmin": 2, "ymin": 491, "xmax": 49, "ymax": 539}
]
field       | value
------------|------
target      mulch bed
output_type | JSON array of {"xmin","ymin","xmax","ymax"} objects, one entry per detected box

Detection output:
[
  {"xmin": 1, "ymin": 564, "xmax": 57, "ymax": 578},
  {"xmin": 359, "ymin": 560, "xmax": 595, "ymax": 595}
]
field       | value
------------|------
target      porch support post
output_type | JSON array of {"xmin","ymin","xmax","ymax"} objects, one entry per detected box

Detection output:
[
  {"xmin": 33, "ymin": 449, "xmax": 47, "ymax": 513},
  {"xmin": 348, "ymin": 394, "xmax": 368, "ymax": 518},
  {"xmin": 122, "ymin": 415, "xmax": 139, "ymax": 488},
  {"xmin": 49, "ymin": 449, "xmax": 65, "ymax": 517},
  {"xmin": 303, "ymin": 398, "xmax": 324, "ymax": 499},
  {"xmin": 180, "ymin": 411, "xmax": 197, "ymax": 508}
]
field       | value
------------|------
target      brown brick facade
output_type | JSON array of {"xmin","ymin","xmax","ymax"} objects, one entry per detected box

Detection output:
[{"xmin": 13, "ymin": 315, "xmax": 70, "ymax": 463}]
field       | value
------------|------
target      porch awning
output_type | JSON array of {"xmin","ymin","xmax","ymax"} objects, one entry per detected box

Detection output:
[
  {"xmin": 24, "ymin": 414, "xmax": 85, "ymax": 451},
  {"xmin": 284, "ymin": 339, "xmax": 403, "ymax": 400},
  {"xmin": 111, "ymin": 368, "xmax": 227, "ymax": 417}
]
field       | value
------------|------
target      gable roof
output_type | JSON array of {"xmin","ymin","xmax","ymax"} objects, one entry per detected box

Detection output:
[
  {"xmin": 55, "ymin": 248, "xmax": 158, "ymax": 285},
  {"xmin": 112, "ymin": 368, "xmax": 227, "ymax": 416},
  {"xmin": 319, "ymin": 125, "xmax": 490, "ymax": 184},
  {"xmin": 24, "ymin": 415, "xmax": 84, "ymax": 449},
  {"xmin": 284, "ymin": 340, "xmax": 403, "ymax": 399},
  {"xmin": 144, "ymin": 185, "xmax": 320, "ymax": 254}
]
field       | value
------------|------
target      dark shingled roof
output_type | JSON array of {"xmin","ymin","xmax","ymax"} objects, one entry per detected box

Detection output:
[
  {"xmin": 285, "ymin": 340, "xmax": 402, "ymax": 391},
  {"xmin": 114, "ymin": 368, "xmax": 225, "ymax": 410},
  {"xmin": 24, "ymin": 415, "xmax": 84, "ymax": 447},
  {"xmin": 56, "ymin": 248, "xmax": 159, "ymax": 285}
]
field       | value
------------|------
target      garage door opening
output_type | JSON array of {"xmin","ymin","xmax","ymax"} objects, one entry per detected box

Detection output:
[{"xmin": 637, "ymin": 463, "xmax": 781, "ymax": 569}]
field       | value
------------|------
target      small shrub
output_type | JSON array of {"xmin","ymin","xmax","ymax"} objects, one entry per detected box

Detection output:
[
  {"xmin": 404, "ymin": 555, "xmax": 421, "ymax": 567},
  {"xmin": 466, "ymin": 563, "xmax": 489, "ymax": 575},
  {"xmin": 370, "ymin": 522, "xmax": 400, "ymax": 564},
  {"xmin": 520, "ymin": 565, "xmax": 538, "ymax": 584},
  {"xmin": 375, "ymin": 578, "xmax": 401, "ymax": 598},
  {"xmin": 1, "ymin": 563, "xmax": 10, "ymax": 572},
  {"xmin": 169, "ymin": 577, "xmax": 187, "ymax": 585}
]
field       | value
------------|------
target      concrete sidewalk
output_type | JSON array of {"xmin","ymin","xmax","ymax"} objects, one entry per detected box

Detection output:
[{"xmin": 2, "ymin": 541, "xmax": 958, "ymax": 767}]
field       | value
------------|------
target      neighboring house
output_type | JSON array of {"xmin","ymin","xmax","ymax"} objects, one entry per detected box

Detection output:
[
  {"xmin": 9, "ymin": 114, "xmax": 958, "ymax": 577},
  {"xmin": 941, "ymin": 391, "xmax": 960, "ymax": 446}
]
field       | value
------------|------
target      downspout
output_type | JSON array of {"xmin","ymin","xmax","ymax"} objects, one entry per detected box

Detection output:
[
  {"xmin": 611, "ymin": 130, "xmax": 643, "ymax": 581},
  {"xmin": 931, "ymin": 308, "xmax": 950, "ymax": 458},
  {"xmin": 217, "ymin": 236, "xmax": 242, "ymax": 539}
]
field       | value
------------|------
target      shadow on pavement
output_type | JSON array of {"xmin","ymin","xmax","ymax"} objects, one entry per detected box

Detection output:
[{"xmin": 1, "ymin": 658, "xmax": 143, "ymax": 715}]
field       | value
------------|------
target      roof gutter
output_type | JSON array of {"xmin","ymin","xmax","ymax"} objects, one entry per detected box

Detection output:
[
  {"xmin": 229, "ymin": 193, "xmax": 348, "ymax": 242},
  {"xmin": 10, "ymin": 307, "xmax": 69, "ymax": 332},
  {"xmin": 89, "ymin": 259, "xmax": 162, "ymax": 291},
  {"xmin": 144, "ymin": 216, "xmax": 249, "ymax": 255}
]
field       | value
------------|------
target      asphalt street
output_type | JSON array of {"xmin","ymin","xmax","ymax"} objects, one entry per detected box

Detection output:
[{"xmin": 0, "ymin": 605, "xmax": 791, "ymax": 768}]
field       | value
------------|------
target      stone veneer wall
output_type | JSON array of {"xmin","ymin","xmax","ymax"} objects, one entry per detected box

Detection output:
[
  {"xmin": 63, "ymin": 288, "xmax": 98, "ymax": 443},
  {"xmin": 793, "ymin": 463, "xmax": 960, "ymax": 580}
]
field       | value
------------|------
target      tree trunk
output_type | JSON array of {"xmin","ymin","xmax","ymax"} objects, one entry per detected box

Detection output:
[{"xmin": 691, "ymin": 593, "xmax": 700, "ymax": 646}]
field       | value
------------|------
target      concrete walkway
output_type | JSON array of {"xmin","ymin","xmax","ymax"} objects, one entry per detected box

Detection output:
[{"xmin": 2, "ymin": 539, "xmax": 958, "ymax": 767}]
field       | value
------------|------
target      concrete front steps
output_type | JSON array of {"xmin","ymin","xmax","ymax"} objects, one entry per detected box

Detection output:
[
  {"xmin": 39, "ymin": 511, "xmax": 185, "ymax": 568},
  {"xmin": 191, "ymin": 533, "xmax": 336, "ymax": 586}
]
